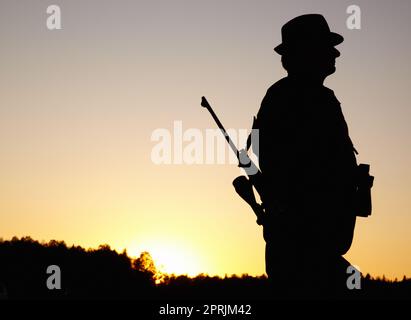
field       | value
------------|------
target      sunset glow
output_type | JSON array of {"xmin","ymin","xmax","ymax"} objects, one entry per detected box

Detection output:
[
  {"xmin": 1, "ymin": 0, "xmax": 410, "ymax": 281},
  {"xmin": 138, "ymin": 241, "xmax": 204, "ymax": 277}
]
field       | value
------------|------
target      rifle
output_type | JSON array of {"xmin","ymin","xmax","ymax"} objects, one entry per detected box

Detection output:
[
  {"xmin": 201, "ymin": 97, "xmax": 374, "ymax": 224},
  {"xmin": 201, "ymin": 96, "xmax": 271, "ymax": 225}
]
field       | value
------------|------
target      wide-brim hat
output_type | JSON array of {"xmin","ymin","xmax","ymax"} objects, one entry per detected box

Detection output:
[{"xmin": 274, "ymin": 14, "xmax": 344, "ymax": 55}]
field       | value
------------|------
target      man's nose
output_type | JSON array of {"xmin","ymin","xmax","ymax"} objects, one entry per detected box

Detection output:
[{"xmin": 332, "ymin": 47, "xmax": 341, "ymax": 58}]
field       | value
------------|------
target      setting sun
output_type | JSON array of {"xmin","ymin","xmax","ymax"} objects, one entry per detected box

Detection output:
[{"xmin": 138, "ymin": 241, "xmax": 204, "ymax": 277}]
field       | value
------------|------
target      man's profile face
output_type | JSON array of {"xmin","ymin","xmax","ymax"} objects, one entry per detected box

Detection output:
[
  {"xmin": 305, "ymin": 45, "xmax": 341, "ymax": 77},
  {"xmin": 284, "ymin": 45, "xmax": 341, "ymax": 78}
]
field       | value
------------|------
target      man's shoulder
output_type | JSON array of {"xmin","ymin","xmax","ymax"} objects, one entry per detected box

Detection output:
[
  {"xmin": 261, "ymin": 77, "xmax": 293, "ymax": 110},
  {"xmin": 265, "ymin": 77, "xmax": 292, "ymax": 97}
]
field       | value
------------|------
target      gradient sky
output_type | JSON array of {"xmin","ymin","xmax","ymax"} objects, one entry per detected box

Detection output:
[{"xmin": 1, "ymin": 0, "xmax": 410, "ymax": 279}]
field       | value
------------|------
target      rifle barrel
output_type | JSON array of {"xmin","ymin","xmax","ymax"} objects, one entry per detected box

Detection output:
[
  {"xmin": 201, "ymin": 96, "xmax": 281, "ymax": 221},
  {"xmin": 201, "ymin": 97, "xmax": 239, "ymax": 158}
]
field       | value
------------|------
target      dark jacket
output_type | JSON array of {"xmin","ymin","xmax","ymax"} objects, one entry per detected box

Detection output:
[{"xmin": 254, "ymin": 76, "xmax": 358, "ymax": 254}]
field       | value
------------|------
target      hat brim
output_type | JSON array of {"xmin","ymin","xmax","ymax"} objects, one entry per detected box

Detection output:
[{"xmin": 274, "ymin": 32, "xmax": 344, "ymax": 55}]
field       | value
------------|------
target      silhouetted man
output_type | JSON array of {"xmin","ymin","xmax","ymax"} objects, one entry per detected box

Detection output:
[{"xmin": 254, "ymin": 14, "xmax": 358, "ymax": 298}]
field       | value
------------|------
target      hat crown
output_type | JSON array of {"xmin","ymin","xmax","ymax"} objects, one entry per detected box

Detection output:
[
  {"xmin": 282, "ymin": 14, "xmax": 331, "ymax": 40},
  {"xmin": 274, "ymin": 14, "xmax": 343, "ymax": 55}
]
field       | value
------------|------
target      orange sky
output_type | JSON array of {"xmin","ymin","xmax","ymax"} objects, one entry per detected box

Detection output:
[{"xmin": 1, "ymin": 0, "xmax": 410, "ymax": 279}]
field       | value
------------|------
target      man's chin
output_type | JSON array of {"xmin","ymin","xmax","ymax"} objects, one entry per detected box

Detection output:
[{"xmin": 326, "ymin": 65, "xmax": 336, "ymax": 76}]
